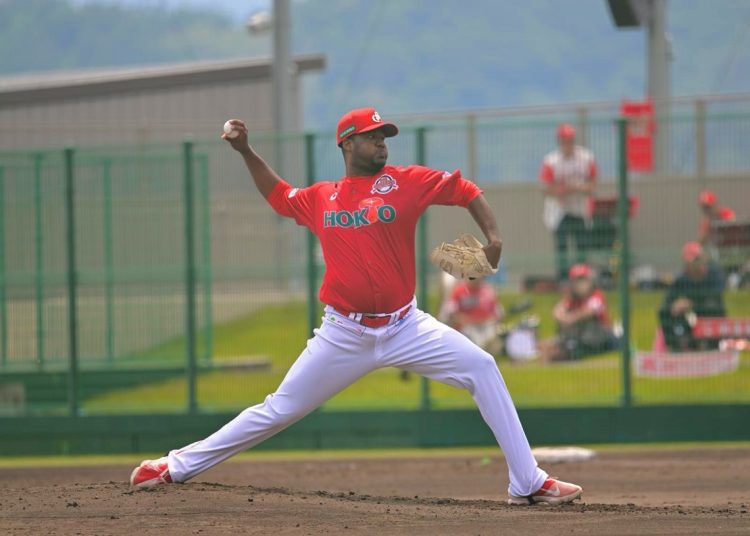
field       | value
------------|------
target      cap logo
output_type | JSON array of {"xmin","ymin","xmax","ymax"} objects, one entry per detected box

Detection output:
[
  {"xmin": 371, "ymin": 111, "xmax": 382, "ymax": 123},
  {"xmin": 371, "ymin": 174, "xmax": 398, "ymax": 195}
]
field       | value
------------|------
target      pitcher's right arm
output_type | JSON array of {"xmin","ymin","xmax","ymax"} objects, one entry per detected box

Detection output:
[{"xmin": 223, "ymin": 119, "xmax": 281, "ymax": 199}]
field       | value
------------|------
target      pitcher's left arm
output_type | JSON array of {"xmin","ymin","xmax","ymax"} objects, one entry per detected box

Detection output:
[{"xmin": 468, "ymin": 194, "xmax": 502, "ymax": 268}]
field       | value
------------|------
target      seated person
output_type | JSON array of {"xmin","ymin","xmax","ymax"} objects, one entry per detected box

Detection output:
[
  {"xmin": 443, "ymin": 277, "xmax": 504, "ymax": 354},
  {"xmin": 659, "ymin": 241, "xmax": 726, "ymax": 352},
  {"xmin": 539, "ymin": 263, "xmax": 617, "ymax": 362}
]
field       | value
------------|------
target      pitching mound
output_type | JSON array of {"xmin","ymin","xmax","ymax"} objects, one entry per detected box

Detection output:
[{"xmin": 1, "ymin": 446, "xmax": 748, "ymax": 535}]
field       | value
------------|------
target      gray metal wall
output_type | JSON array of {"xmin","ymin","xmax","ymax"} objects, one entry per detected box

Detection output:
[{"xmin": 0, "ymin": 77, "xmax": 299, "ymax": 149}]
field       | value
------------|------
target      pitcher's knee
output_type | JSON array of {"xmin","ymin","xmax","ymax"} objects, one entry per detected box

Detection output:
[
  {"xmin": 465, "ymin": 350, "xmax": 498, "ymax": 374},
  {"xmin": 457, "ymin": 351, "xmax": 501, "ymax": 392}
]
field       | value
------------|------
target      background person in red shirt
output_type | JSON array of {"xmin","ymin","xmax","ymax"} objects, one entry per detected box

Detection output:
[
  {"xmin": 697, "ymin": 189, "xmax": 736, "ymax": 247},
  {"xmin": 538, "ymin": 264, "xmax": 617, "ymax": 362},
  {"xmin": 539, "ymin": 123, "xmax": 598, "ymax": 282},
  {"xmin": 443, "ymin": 277, "xmax": 504, "ymax": 354}
]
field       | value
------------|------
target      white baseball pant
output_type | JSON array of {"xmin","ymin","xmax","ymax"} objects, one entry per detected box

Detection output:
[{"xmin": 168, "ymin": 299, "xmax": 547, "ymax": 497}]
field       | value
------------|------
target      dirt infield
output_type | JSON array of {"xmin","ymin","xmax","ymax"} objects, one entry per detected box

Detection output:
[{"xmin": 1, "ymin": 446, "xmax": 748, "ymax": 535}]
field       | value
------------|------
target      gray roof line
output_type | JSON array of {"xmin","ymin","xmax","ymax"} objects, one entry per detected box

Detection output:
[{"xmin": 0, "ymin": 54, "xmax": 326, "ymax": 107}]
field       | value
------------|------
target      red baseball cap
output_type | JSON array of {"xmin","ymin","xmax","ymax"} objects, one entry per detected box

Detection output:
[
  {"xmin": 568, "ymin": 263, "xmax": 592, "ymax": 279},
  {"xmin": 336, "ymin": 108, "xmax": 398, "ymax": 146},
  {"xmin": 698, "ymin": 190, "xmax": 716, "ymax": 206},
  {"xmin": 557, "ymin": 123, "xmax": 576, "ymax": 140},
  {"xmin": 682, "ymin": 241, "xmax": 704, "ymax": 263},
  {"xmin": 718, "ymin": 206, "xmax": 736, "ymax": 221}
]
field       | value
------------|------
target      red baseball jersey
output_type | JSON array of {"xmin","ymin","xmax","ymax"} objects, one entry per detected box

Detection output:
[
  {"xmin": 445, "ymin": 281, "xmax": 502, "ymax": 323},
  {"xmin": 562, "ymin": 288, "xmax": 611, "ymax": 326},
  {"xmin": 267, "ymin": 165, "xmax": 481, "ymax": 313}
]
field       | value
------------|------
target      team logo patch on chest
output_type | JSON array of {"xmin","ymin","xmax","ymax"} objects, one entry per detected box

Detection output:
[
  {"xmin": 371, "ymin": 174, "xmax": 398, "ymax": 195},
  {"xmin": 323, "ymin": 197, "xmax": 396, "ymax": 228}
]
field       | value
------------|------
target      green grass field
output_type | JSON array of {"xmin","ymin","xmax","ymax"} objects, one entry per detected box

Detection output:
[
  {"xmin": 84, "ymin": 290, "xmax": 750, "ymax": 414},
  {"xmin": 3, "ymin": 441, "xmax": 749, "ymax": 468}
]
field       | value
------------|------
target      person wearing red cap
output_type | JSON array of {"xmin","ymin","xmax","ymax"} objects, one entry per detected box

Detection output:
[
  {"xmin": 538, "ymin": 263, "xmax": 617, "ymax": 362},
  {"xmin": 129, "ymin": 109, "xmax": 583, "ymax": 505},
  {"xmin": 659, "ymin": 241, "xmax": 726, "ymax": 351},
  {"xmin": 697, "ymin": 189, "xmax": 736, "ymax": 247},
  {"xmin": 539, "ymin": 123, "xmax": 598, "ymax": 281}
]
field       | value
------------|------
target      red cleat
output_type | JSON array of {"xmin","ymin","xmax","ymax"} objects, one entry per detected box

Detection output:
[
  {"xmin": 129, "ymin": 457, "xmax": 172, "ymax": 490},
  {"xmin": 508, "ymin": 477, "xmax": 583, "ymax": 505}
]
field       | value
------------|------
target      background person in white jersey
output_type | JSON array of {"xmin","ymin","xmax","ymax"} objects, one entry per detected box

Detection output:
[{"xmin": 539, "ymin": 123, "xmax": 598, "ymax": 282}]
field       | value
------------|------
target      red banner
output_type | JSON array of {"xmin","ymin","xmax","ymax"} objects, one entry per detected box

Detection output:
[
  {"xmin": 693, "ymin": 317, "xmax": 750, "ymax": 339},
  {"xmin": 621, "ymin": 99, "xmax": 654, "ymax": 172},
  {"xmin": 635, "ymin": 350, "xmax": 740, "ymax": 378}
]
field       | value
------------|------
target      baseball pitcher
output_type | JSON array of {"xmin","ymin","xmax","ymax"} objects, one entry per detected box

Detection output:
[{"xmin": 129, "ymin": 108, "xmax": 583, "ymax": 505}]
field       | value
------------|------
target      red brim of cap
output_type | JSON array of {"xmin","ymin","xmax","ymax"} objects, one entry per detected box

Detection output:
[
  {"xmin": 364, "ymin": 122, "xmax": 398, "ymax": 137},
  {"xmin": 338, "ymin": 122, "xmax": 399, "ymax": 145}
]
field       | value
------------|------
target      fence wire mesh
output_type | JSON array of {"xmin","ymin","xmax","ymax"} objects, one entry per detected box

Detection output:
[{"xmin": 0, "ymin": 112, "xmax": 748, "ymax": 417}]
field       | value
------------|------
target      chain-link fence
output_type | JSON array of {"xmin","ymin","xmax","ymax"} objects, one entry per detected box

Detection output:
[{"xmin": 0, "ymin": 112, "xmax": 748, "ymax": 417}]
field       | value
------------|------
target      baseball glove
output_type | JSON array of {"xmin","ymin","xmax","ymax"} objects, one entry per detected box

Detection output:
[{"xmin": 429, "ymin": 234, "xmax": 498, "ymax": 280}]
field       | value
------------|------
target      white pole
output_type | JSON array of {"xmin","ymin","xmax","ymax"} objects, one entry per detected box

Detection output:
[
  {"xmin": 647, "ymin": 0, "xmax": 672, "ymax": 175},
  {"xmin": 273, "ymin": 0, "xmax": 294, "ymax": 172}
]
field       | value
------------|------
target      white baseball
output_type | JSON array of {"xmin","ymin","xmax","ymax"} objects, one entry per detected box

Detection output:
[{"xmin": 223, "ymin": 120, "xmax": 240, "ymax": 139}]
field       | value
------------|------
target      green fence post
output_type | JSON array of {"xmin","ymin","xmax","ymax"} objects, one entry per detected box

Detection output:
[
  {"xmin": 0, "ymin": 166, "xmax": 6, "ymax": 366},
  {"xmin": 63, "ymin": 148, "xmax": 79, "ymax": 416},
  {"xmin": 617, "ymin": 118, "xmax": 633, "ymax": 408},
  {"xmin": 304, "ymin": 133, "xmax": 318, "ymax": 338},
  {"xmin": 33, "ymin": 153, "xmax": 45, "ymax": 365},
  {"xmin": 102, "ymin": 158, "xmax": 115, "ymax": 363},
  {"xmin": 183, "ymin": 141, "xmax": 198, "ymax": 414},
  {"xmin": 415, "ymin": 127, "xmax": 431, "ymax": 411},
  {"xmin": 198, "ymin": 155, "xmax": 213, "ymax": 363}
]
